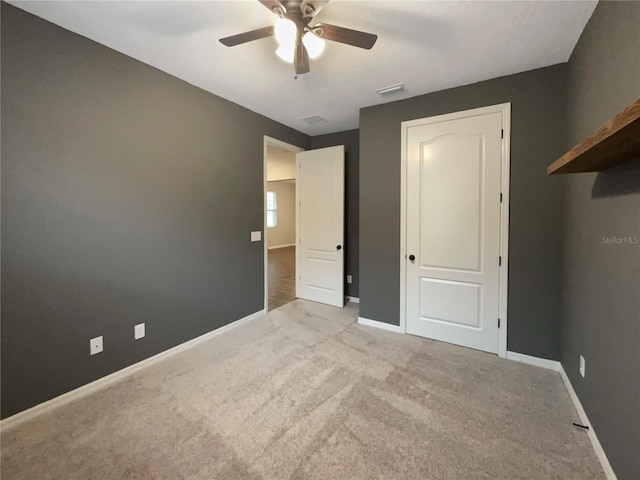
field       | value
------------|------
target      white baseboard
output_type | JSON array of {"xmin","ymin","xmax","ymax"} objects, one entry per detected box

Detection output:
[
  {"xmin": 0, "ymin": 309, "xmax": 266, "ymax": 432},
  {"xmin": 346, "ymin": 296, "xmax": 360, "ymax": 304},
  {"xmin": 559, "ymin": 366, "xmax": 618, "ymax": 480},
  {"xmin": 357, "ymin": 316, "xmax": 404, "ymax": 333},
  {"xmin": 506, "ymin": 351, "xmax": 617, "ymax": 480},
  {"xmin": 267, "ymin": 243, "xmax": 295, "ymax": 250},
  {"xmin": 506, "ymin": 351, "xmax": 562, "ymax": 371}
]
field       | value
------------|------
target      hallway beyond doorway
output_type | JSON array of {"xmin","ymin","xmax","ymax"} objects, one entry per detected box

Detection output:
[{"xmin": 268, "ymin": 246, "xmax": 295, "ymax": 310}]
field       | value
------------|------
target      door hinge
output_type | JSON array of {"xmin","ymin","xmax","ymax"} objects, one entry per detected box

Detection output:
[
  {"xmin": 501, "ymin": 129, "xmax": 504, "ymax": 139},
  {"xmin": 500, "ymin": 193, "xmax": 503, "ymax": 203},
  {"xmin": 498, "ymin": 318, "xmax": 501, "ymax": 328},
  {"xmin": 499, "ymin": 256, "xmax": 502, "ymax": 266}
]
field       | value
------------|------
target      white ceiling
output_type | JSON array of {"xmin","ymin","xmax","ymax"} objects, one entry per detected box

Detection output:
[{"xmin": 9, "ymin": 0, "xmax": 597, "ymax": 135}]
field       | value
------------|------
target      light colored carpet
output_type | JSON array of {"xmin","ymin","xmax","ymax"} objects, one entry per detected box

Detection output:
[{"xmin": 1, "ymin": 300, "xmax": 604, "ymax": 479}]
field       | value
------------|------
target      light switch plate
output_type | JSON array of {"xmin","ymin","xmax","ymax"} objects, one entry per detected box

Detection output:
[
  {"xmin": 347, "ymin": 275, "xmax": 353, "ymax": 284},
  {"xmin": 251, "ymin": 231, "xmax": 262, "ymax": 242},
  {"xmin": 135, "ymin": 323, "xmax": 145, "ymax": 340}
]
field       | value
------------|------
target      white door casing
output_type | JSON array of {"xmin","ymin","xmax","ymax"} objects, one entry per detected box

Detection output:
[
  {"xmin": 401, "ymin": 104, "xmax": 510, "ymax": 355},
  {"xmin": 296, "ymin": 146, "xmax": 345, "ymax": 307}
]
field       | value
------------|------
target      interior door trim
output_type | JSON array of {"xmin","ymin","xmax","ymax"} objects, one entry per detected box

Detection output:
[{"xmin": 399, "ymin": 103, "xmax": 511, "ymax": 358}]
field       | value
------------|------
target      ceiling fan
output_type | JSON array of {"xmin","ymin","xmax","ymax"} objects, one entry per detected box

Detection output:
[{"xmin": 219, "ymin": 0, "xmax": 378, "ymax": 76}]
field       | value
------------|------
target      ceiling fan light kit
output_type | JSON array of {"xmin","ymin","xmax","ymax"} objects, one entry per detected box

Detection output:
[
  {"xmin": 302, "ymin": 32, "xmax": 325, "ymax": 59},
  {"xmin": 276, "ymin": 43, "xmax": 295, "ymax": 63},
  {"xmin": 274, "ymin": 18, "xmax": 324, "ymax": 62},
  {"xmin": 219, "ymin": 0, "xmax": 378, "ymax": 76},
  {"xmin": 275, "ymin": 18, "xmax": 297, "ymax": 45}
]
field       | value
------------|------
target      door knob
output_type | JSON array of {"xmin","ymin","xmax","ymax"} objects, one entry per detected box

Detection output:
[
  {"xmin": 336, "ymin": 245, "xmax": 342, "ymax": 250},
  {"xmin": 409, "ymin": 254, "xmax": 415, "ymax": 262}
]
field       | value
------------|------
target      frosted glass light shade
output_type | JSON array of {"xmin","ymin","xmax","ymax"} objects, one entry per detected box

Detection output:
[
  {"xmin": 275, "ymin": 18, "xmax": 297, "ymax": 46},
  {"xmin": 302, "ymin": 32, "xmax": 325, "ymax": 59},
  {"xmin": 276, "ymin": 43, "xmax": 295, "ymax": 63}
]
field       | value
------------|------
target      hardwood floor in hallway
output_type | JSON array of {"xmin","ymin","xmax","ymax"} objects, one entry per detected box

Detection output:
[{"xmin": 268, "ymin": 246, "xmax": 295, "ymax": 311}]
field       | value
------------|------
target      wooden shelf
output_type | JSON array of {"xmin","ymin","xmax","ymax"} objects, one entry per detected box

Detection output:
[{"xmin": 547, "ymin": 97, "xmax": 640, "ymax": 175}]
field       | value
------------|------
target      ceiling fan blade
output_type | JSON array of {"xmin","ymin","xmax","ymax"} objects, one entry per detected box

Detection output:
[
  {"xmin": 300, "ymin": 0, "xmax": 329, "ymax": 19},
  {"xmin": 312, "ymin": 23, "xmax": 377, "ymax": 49},
  {"xmin": 294, "ymin": 41, "xmax": 310, "ymax": 75},
  {"xmin": 219, "ymin": 26, "xmax": 275, "ymax": 47},
  {"xmin": 258, "ymin": 0, "xmax": 286, "ymax": 16}
]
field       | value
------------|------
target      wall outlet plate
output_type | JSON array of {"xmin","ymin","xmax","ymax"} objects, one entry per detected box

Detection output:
[
  {"xmin": 90, "ymin": 336, "xmax": 103, "ymax": 355},
  {"xmin": 251, "ymin": 231, "xmax": 262, "ymax": 242},
  {"xmin": 579, "ymin": 355, "xmax": 586, "ymax": 378},
  {"xmin": 346, "ymin": 275, "xmax": 353, "ymax": 284},
  {"xmin": 135, "ymin": 323, "xmax": 145, "ymax": 340}
]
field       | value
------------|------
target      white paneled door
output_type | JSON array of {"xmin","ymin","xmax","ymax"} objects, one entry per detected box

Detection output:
[
  {"xmin": 297, "ymin": 146, "xmax": 345, "ymax": 307},
  {"xmin": 405, "ymin": 110, "xmax": 505, "ymax": 353}
]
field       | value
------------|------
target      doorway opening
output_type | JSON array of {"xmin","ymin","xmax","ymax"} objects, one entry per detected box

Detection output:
[{"xmin": 264, "ymin": 137, "xmax": 303, "ymax": 312}]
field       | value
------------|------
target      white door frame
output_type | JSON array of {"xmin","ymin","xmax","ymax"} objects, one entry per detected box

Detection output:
[
  {"xmin": 399, "ymin": 103, "xmax": 511, "ymax": 358},
  {"xmin": 263, "ymin": 136, "xmax": 304, "ymax": 312}
]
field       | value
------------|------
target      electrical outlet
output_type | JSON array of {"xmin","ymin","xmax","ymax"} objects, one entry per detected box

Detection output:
[
  {"xmin": 90, "ymin": 336, "xmax": 103, "ymax": 355},
  {"xmin": 579, "ymin": 355, "xmax": 586, "ymax": 378},
  {"xmin": 135, "ymin": 323, "xmax": 145, "ymax": 340},
  {"xmin": 346, "ymin": 275, "xmax": 353, "ymax": 284}
]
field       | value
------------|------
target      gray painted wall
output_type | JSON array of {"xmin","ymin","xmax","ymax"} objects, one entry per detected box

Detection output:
[
  {"xmin": 0, "ymin": 3, "xmax": 310, "ymax": 418},
  {"xmin": 562, "ymin": 2, "xmax": 640, "ymax": 479},
  {"xmin": 359, "ymin": 65, "xmax": 567, "ymax": 359},
  {"xmin": 311, "ymin": 129, "xmax": 360, "ymax": 298}
]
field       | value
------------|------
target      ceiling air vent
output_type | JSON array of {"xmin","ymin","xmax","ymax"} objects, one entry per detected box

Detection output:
[
  {"xmin": 302, "ymin": 115, "xmax": 328, "ymax": 126},
  {"xmin": 376, "ymin": 83, "xmax": 407, "ymax": 98}
]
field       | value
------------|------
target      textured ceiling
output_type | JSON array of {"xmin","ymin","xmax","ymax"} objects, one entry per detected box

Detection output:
[{"xmin": 9, "ymin": 0, "xmax": 597, "ymax": 135}]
